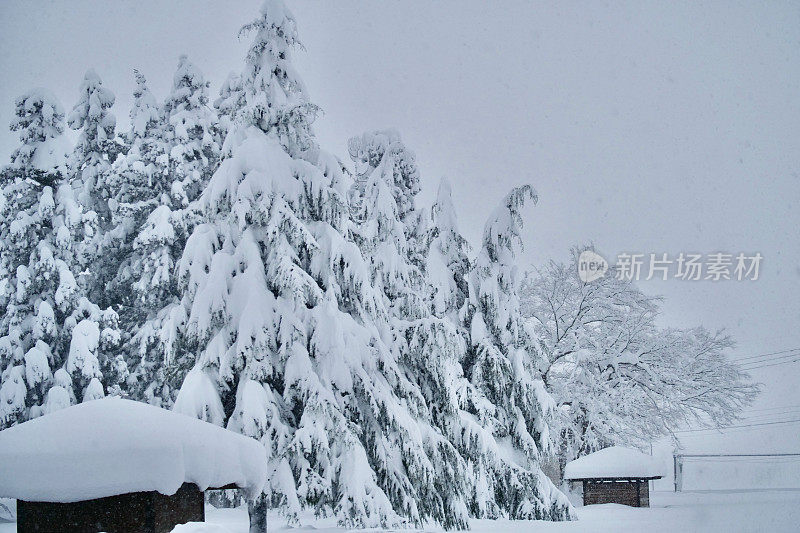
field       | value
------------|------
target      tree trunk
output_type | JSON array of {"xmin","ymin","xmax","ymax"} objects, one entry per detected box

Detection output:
[{"xmin": 248, "ymin": 494, "xmax": 267, "ymax": 533}]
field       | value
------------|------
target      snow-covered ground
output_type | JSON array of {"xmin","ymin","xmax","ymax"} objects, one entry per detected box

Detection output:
[
  {"xmin": 214, "ymin": 490, "xmax": 800, "ymax": 532},
  {"xmin": 4, "ymin": 489, "xmax": 796, "ymax": 533}
]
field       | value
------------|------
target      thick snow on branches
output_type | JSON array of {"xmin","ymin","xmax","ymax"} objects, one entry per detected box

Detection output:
[
  {"xmin": 8, "ymin": 89, "xmax": 70, "ymax": 184},
  {"xmin": 520, "ymin": 248, "xmax": 758, "ymax": 469},
  {"xmin": 0, "ymin": 0, "xmax": 756, "ymax": 530},
  {"xmin": 1, "ymin": 87, "xmax": 125, "ymax": 427}
]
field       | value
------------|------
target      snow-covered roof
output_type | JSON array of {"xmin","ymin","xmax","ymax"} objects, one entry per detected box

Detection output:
[
  {"xmin": 563, "ymin": 446, "xmax": 665, "ymax": 480},
  {"xmin": 0, "ymin": 398, "xmax": 267, "ymax": 503}
]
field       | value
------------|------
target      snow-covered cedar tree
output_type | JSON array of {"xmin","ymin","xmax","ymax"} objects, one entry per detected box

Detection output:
[
  {"xmin": 7, "ymin": 89, "xmax": 71, "ymax": 187},
  {"xmin": 349, "ymin": 130, "xmax": 489, "ymax": 528},
  {"xmin": 214, "ymin": 71, "xmax": 244, "ymax": 143},
  {"xmin": 105, "ymin": 69, "xmax": 170, "ymax": 303},
  {"xmin": 169, "ymin": 2, "xmax": 461, "ymax": 530},
  {"xmin": 0, "ymin": 97, "xmax": 125, "ymax": 428},
  {"xmin": 520, "ymin": 247, "xmax": 759, "ymax": 472},
  {"xmin": 163, "ymin": 55, "xmax": 221, "ymax": 207},
  {"xmin": 111, "ymin": 59, "xmax": 220, "ymax": 408},
  {"xmin": 67, "ymin": 69, "xmax": 117, "ymax": 223},
  {"xmin": 463, "ymin": 186, "xmax": 573, "ymax": 520},
  {"xmin": 64, "ymin": 69, "xmax": 127, "ymax": 312},
  {"xmin": 427, "ymin": 177, "xmax": 471, "ymax": 318},
  {"xmin": 108, "ymin": 69, "xmax": 170, "ymax": 227},
  {"xmin": 120, "ymin": 201, "xmax": 187, "ymax": 407},
  {"xmin": 100, "ymin": 70, "xmax": 183, "ymax": 407},
  {"xmin": 424, "ymin": 176, "xmax": 549, "ymax": 520},
  {"xmin": 234, "ymin": 0, "xmax": 320, "ymax": 161}
]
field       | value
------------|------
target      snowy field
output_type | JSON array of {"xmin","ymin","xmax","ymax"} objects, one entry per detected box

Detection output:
[
  {"xmin": 202, "ymin": 490, "xmax": 800, "ymax": 533},
  {"xmin": 3, "ymin": 489, "xmax": 797, "ymax": 533}
]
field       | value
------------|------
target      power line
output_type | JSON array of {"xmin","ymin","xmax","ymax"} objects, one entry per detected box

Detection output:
[
  {"xmin": 681, "ymin": 457, "xmax": 800, "ymax": 463},
  {"xmin": 677, "ymin": 453, "xmax": 800, "ymax": 458},
  {"xmin": 739, "ymin": 351, "xmax": 800, "ymax": 367},
  {"xmin": 674, "ymin": 405, "xmax": 800, "ymax": 432},
  {"xmin": 741, "ymin": 357, "xmax": 800, "ymax": 371},
  {"xmin": 675, "ymin": 418, "xmax": 800, "ymax": 433},
  {"xmin": 739, "ymin": 411, "xmax": 800, "ymax": 423},
  {"xmin": 738, "ymin": 414, "xmax": 800, "ymax": 425},
  {"xmin": 734, "ymin": 347, "xmax": 800, "ymax": 361},
  {"xmin": 734, "ymin": 406, "xmax": 800, "ymax": 423},
  {"xmin": 732, "ymin": 347, "xmax": 800, "ymax": 363},
  {"xmin": 746, "ymin": 404, "xmax": 800, "ymax": 413},
  {"xmin": 681, "ymin": 458, "xmax": 800, "ymax": 465},
  {"xmin": 741, "ymin": 350, "xmax": 800, "ymax": 364}
]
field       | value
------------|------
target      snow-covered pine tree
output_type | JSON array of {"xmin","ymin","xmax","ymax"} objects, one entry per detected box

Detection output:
[
  {"xmin": 463, "ymin": 186, "xmax": 572, "ymax": 520},
  {"xmin": 105, "ymin": 69, "xmax": 170, "ymax": 305},
  {"xmin": 422, "ymin": 177, "xmax": 505, "ymax": 517},
  {"xmin": 7, "ymin": 89, "xmax": 71, "ymax": 187},
  {"xmin": 234, "ymin": 0, "xmax": 319, "ymax": 161},
  {"xmin": 0, "ymin": 89, "xmax": 124, "ymax": 428},
  {"xmin": 348, "ymin": 130, "xmax": 477, "ymax": 529},
  {"xmin": 163, "ymin": 55, "xmax": 221, "ymax": 207},
  {"xmin": 171, "ymin": 2, "xmax": 447, "ymax": 529},
  {"xmin": 65, "ymin": 69, "xmax": 123, "ymax": 308},
  {"xmin": 120, "ymin": 200, "xmax": 187, "ymax": 407},
  {"xmin": 110, "ymin": 69, "xmax": 169, "ymax": 214},
  {"xmin": 427, "ymin": 178, "xmax": 471, "ymax": 319},
  {"xmin": 347, "ymin": 130, "xmax": 424, "ymax": 317},
  {"xmin": 99, "ymin": 70, "xmax": 180, "ymax": 407},
  {"xmin": 214, "ymin": 71, "xmax": 243, "ymax": 145},
  {"xmin": 67, "ymin": 69, "xmax": 117, "ymax": 225},
  {"xmin": 109, "ymin": 58, "xmax": 221, "ymax": 408}
]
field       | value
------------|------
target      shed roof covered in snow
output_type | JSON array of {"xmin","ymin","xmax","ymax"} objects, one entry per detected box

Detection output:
[
  {"xmin": 564, "ymin": 446, "xmax": 665, "ymax": 480},
  {"xmin": 0, "ymin": 398, "xmax": 267, "ymax": 503}
]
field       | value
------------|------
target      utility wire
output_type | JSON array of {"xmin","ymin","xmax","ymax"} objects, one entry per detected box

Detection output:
[
  {"xmin": 675, "ymin": 418, "xmax": 800, "ymax": 433},
  {"xmin": 681, "ymin": 458, "xmax": 800, "ymax": 463},
  {"xmin": 737, "ymin": 415, "xmax": 800, "ymax": 425},
  {"xmin": 739, "ymin": 352, "xmax": 800, "ymax": 367},
  {"xmin": 741, "ymin": 357, "xmax": 800, "ymax": 371},
  {"xmin": 743, "ymin": 404, "xmax": 800, "ymax": 413},
  {"xmin": 732, "ymin": 347, "xmax": 800, "ymax": 362},
  {"xmin": 739, "ymin": 411, "xmax": 800, "ymax": 423}
]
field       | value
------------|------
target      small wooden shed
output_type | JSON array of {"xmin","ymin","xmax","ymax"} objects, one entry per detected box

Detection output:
[
  {"xmin": 564, "ymin": 446, "xmax": 664, "ymax": 508},
  {"xmin": 0, "ymin": 398, "xmax": 266, "ymax": 533}
]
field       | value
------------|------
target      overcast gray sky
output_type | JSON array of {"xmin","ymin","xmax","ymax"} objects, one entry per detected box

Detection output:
[{"xmin": 1, "ymin": 0, "xmax": 798, "ymax": 454}]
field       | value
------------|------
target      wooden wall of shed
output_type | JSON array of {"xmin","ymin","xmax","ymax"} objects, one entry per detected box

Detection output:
[
  {"xmin": 16, "ymin": 482, "xmax": 204, "ymax": 532},
  {"xmin": 639, "ymin": 481, "xmax": 650, "ymax": 507},
  {"xmin": 154, "ymin": 483, "xmax": 205, "ymax": 531},
  {"xmin": 582, "ymin": 480, "xmax": 650, "ymax": 507}
]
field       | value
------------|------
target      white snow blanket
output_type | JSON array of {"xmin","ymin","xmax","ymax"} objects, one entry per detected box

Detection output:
[
  {"xmin": 564, "ymin": 446, "xmax": 664, "ymax": 480},
  {"xmin": 0, "ymin": 398, "xmax": 267, "ymax": 502}
]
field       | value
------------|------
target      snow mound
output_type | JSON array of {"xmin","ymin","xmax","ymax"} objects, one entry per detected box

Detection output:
[
  {"xmin": 564, "ymin": 446, "xmax": 665, "ymax": 480},
  {"xmin": 0, "ymin": 398, "xmax": 267, "ymax": 502},
  {"xmin": 171, "ymin": 523, "xmax": 231, "ymax": 533}
]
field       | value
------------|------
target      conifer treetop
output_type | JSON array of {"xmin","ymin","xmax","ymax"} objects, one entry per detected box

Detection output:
[
  {"xmin": 8, "ymin": 89, "xmax": 70, "ymax": 185},
  {"xmin": 129, "ymin": 69, "xmax": 161, "ymax": 141},
  {"xmin": 165, "ymin": 55, "xmax": 211, "ymax": 116},
  {"xmin": 68, "ymin": 69, "xmax": 116, "ymax": 162},
  {"xmin": 348, "ymin": 129, "xmax": 420, "ymax": 224},
  {"xmin": 235, "ymin": 0, "xmax": 318, "ymax": 158}
]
